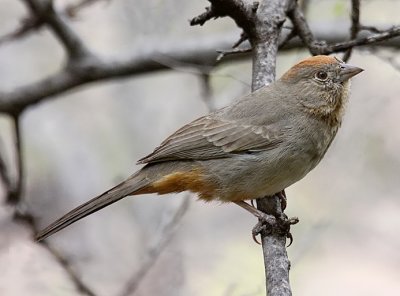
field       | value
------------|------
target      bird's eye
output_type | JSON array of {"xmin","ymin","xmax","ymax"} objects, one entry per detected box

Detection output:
[{"xmin": 315, "ymin": 71, "xmax": 328, "ymax": 81}]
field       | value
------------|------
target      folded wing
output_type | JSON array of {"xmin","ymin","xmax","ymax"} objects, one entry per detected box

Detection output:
[{"xmin": 138, "ymin": 115, "xmax": 283, "ymax": 164}]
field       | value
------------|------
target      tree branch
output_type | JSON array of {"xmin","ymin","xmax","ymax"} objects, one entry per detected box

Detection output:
[
  {"xmin": 324, "ymin": 26, "xmax": 400, "ymax": 53},
  {"xmin": 119, "ymin": 196, "xmax": 190, "ymax": 296},
  {"xmin": 65, "ymin": 0, "xmax": 108, "ymax": 18},
  {"xmin": 289, "ymin": 2, "xmax": 400, "ymax": 56},
  {"xmin": 342, "ymin": 0, "xmax": 361, "ymax": 61},
  {"xmin": 14, "ymin": 212, "xmax": 97, "ymax": 296},
  {"xmin": 23, "ymin": 0, "xmax": 93, "ymax": 62},
  {"xmin": 6, "ymin": 115, "xmax": 23, "ymax": 205},
  {"xmin": 2, "ymin": 23, "xmax": 398, "ymax": 115},
  {"xmin": 0, "ymin": 115, "xmax": 96, "ymax": 295},
  {"xmin": 195, "ymin": 1, "xmax": 297, "ymax": 295},
  {"xmin": 0, "ymin": 143, "xmax": 12, "ymax": 197}
]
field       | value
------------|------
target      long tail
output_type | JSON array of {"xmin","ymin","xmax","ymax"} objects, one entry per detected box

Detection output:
[{"xmin": 36, "ymin": 171, "xmax": 149, "ymax": 241}]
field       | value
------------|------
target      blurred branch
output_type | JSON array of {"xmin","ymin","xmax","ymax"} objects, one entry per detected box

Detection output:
[
  {"xmin": 0, "ymin": 115, "xmax": 95, "ymax": 295},
  {"xmin": 343, "ymin": 0, "xmax": 361, "ymax": 61},
  {"xmin": 367, "ymin": 47, "xmax": 400, "ymax": 72},
  {"xmin": 0, "ymin": 0, "xmax": 107, "ymax": 46},
  {"xmin": 192, "ymin": 1, "xmax": 295, "ymax": 295},
  {"xmin": 0, "ymin": 13, "xmax": 44, "ymax": 46},
  {"xmin": 65, "ymin": 0, "xmax": 109, "ymax": 18},
  {"xmin": 0, "ymin": 115, "xmax": 24, "ymax": 204},
  {"xmin": 1, "ymin": 22, "xmax": 400, "ymax": 114},
  {"xmin": 0, "ymin": 144, "xmax": 12, "ymax": 197},
  {"xmin": 289, "ymin": 2, "xmax": 400, "ymax": 56},
  {"xmin": 119, "ymin": 196, "xmax": 190, "ymax": 296},
  {"xmin": 190, "ymin": 0, "xmax": 256, "ymax": 36},
  {"xmin": 120, "ymin": 66, "xmax": 214, "ymax": 295},
  {"xmin": 216, "ymin": 46, "xmax": 251, "ymax": 61},
  {"xmin": 22, "ymin": 0, "xmax": 93, "ymax": 62},
  {"xmin": 199, "ymin": 73, "xmax": 216, "ymax": 111},
  {"xmin": 6, "ymin": 115, "xmax": 23, "ymax": 205},
  {"xmin": 13, "ymin": 211, "xmax": 97, "ymax": 296}
]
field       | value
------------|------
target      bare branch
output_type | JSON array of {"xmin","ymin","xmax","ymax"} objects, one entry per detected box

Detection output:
[
  {"xmin": 0, "ymin": 34, "xmax": 240, "ymax": 114},
  {"xmin": 191, "ymin": 0, "xmax": 256, "ymax": 38},
  {"xmin": 0, "ymin": 14, "xmax": 44, "ymax": 46},
  {"xmin": 23, "ymin": 0, "xmax": 93, "ymax": 62},
  {"xmin": 343, "ymin": 0, "xmax": 361, "ymax": 61},
  {"xmin": 190, "ymin": 5, "xmax": 222, "ymax": 26},
  {"xmin": 6, "ymin": 115, "xmax": 23, "ymax": 205},
  {"xmin": 324, "ymin": 26, "xmax": 400, "ymax": 54},
  {"xmin": 216, "ymin": 46, "xmax": 252, "ymax": 61},
  {"xmin": 13, "ymin": 211, "xmax": 96, "ymax": 296},
  {"xmin": 65, "ymin": 0, "xmax": 108, "ymax": 18},
  {"xmin": 289, "ymin": 2, "xmax": 400, "ymax": 56},
  {"xmin": 0, "ymin": 0, "xmax": 107, "ymax": 47},
  {"xmin": 288, "ymin": 3, "xmax": 325, "ymax": 55},
  {"xmin": 199, "ymin": 73, "xmax": 216, "ymax": 112},
  {"xmin": 216, "ymin": 26, "xmax": 296, "ymax": 62},
  {"xmin": 0, "ymin": 143, "xmax": 12, "ymax": 195},
  {"xmin": 119, "ymin": 196, "xmax": 190, "ymax": 296},
  {"xmin": 359, "ymin": 25, "xmax": 387, "ymax": 34},
  {"xmin": 205, "ymin": 0, "xmax": 297, "ymax": 295},
  {"xmin": 0, "ymin": 111, "xmax": 95, "ymax": 296},
  {"xmin": 1, "ymin": 23, "xmax": 400, "ymax": 115},
  {"xmin": 232, "ymin": 31, "xmax": 249, "ymax": 48},
  {"xmin": 365, "ymin": 47, "xmax": 400, "ymax": 72}
]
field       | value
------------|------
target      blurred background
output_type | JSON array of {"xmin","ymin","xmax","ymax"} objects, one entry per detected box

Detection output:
[{"xmin": 0, "ymin": 0, "xmax": 399, "ymax": 295}]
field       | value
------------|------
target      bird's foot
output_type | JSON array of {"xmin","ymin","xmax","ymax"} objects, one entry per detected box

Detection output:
[
  {"xmin": 252, "ymin": 212, "xmax": 299, "ymax": 246},
  {"xmin": 233, "ymin": 200, "xmax": 298, "ymax": 246}
]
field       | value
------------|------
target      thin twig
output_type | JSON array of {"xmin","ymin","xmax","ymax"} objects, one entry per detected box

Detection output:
[
  {"xmin": 0, "ymin": 14, "xmax": 44, "ymax": 46},
  {"xmin": 288, "ymin": 3, "xmax": 326, "ymax": 55},
  {"xmin": 359, "ymin": 25, "xmax": 387, "ymax": 33},
  {"xmin": 232, "ymin": 31, "xmax": 249, "ymax": 48},
  {"xmin": 6, "ymin": 115, "xmax": 23, "ymax": 205},
  {"xmin": 216, "ymin": 25, "xmax": 297, "ymax": 62},
  {"xmin": 199, "ymin": 74, "xmax": 216, "ymax": 111},
  {"xmin": 368, "ymin": 47, "xmax": 400, "ymax": 72},
  {"xmin": 0, "ymin": 143, "xmax": 12, "ymax": 195},
  {"xmin": 1, "ymin": 24, "xmax": 400, "ymax": 114},
  {"xmin": 23, "ymin": 0, "xmax": 93, "ymax": 62},
  {"xmin": 190, "ymin": 5, "xmax": 221, "ymax": 26},
  {"xmin": 279, "ymin": 27, "xmax": 298, "ymax": 48},
  {"xmin": 13, "ymin": 211, "xmax": 97, "ymax": 296},
  {"xmin": 0, "ymin": 111, "xmax": 95, "ymax": 296},
  {"xmin": 325, "ymin": 26, "xmax": 400, "ymax": 53},
  {"xmin": 119, "ymin": 196, "xmax": 190, "ymax": 296},
  {"xmin": 152, "ymin": 54, "xmax": 250, "ymax": 87},
  {"xmin": 0, "ymin": 0, "xmax": 106, "ymax": 46},
  {"xmin": 289, "ymin": 2, "xmax": 400, "ymax": 56},
  {"xmin": 190, "ymin": 0, "xmax": 256, "ymax": 38},
  {"xmin": 216, "ymin": 47, "xmax": 252, "ymax": 61},
  {"xmin": 65, "ymin": 0, "xmax": 108, "ymax": 18},
  {"xmin": 343, "ymin": 0, "xmax": 361, "ymax": 61}
]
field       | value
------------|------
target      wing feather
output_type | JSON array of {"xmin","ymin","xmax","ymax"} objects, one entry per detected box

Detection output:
[{"xmin": 137, "ymin": 115, "xmax": 283, "ymax": 164}]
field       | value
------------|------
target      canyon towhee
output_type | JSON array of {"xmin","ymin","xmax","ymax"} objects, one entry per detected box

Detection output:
[{"xmin": 36, "ymin": 55, "xmax": 363, "ymax": 241}]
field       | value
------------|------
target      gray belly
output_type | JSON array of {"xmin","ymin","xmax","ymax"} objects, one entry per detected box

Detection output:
[{"xmin": 203, "ymin": 127, "xmax": 337, "ymax": 201}]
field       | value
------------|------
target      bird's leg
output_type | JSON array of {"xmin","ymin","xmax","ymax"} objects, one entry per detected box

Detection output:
[
  {"xmin": 234, "ymin": 201, "xmax": 274, "ymax": 220},
  {"xmin": 234, "ymin": 201, "xmax": 276, "ymax": 244},
  {"xmin": 234, "ymin": 199, "xmax": 299, "ymax": 246}
]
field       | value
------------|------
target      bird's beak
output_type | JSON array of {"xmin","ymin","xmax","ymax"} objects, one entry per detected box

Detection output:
[{"xmin": 339, "ymin": 63, "xmax": 364, "ymax": 82}]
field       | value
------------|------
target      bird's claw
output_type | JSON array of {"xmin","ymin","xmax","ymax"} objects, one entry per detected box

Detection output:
[{"xmin": 252, "ymin": 213, "xmax": 299, "ymax": 246}]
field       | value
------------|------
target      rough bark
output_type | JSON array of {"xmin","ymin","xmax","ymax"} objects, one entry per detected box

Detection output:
[{"xmin": 249, "ymin": 2, "xmax": 294, "ymax": 295}]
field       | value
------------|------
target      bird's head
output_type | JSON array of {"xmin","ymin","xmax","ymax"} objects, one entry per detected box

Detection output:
[{"xmin": 279, "ymin": 55, "xmax": 363, "ymax": 123}]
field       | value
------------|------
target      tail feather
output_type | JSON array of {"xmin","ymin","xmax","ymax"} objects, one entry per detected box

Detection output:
[{"xmin": 36, "ymin": 173, "xmax": 147, "ymax": 241}]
